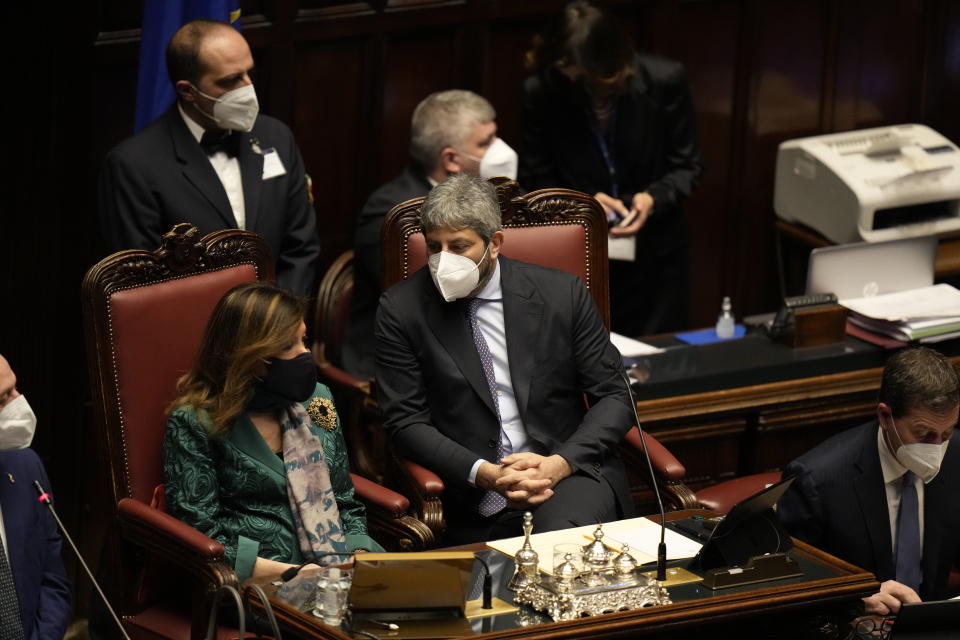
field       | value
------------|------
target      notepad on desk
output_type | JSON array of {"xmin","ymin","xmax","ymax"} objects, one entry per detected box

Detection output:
[
  {"xmin": 486, "ymin": 517, "xmax": 703, "ymax": 575},
  {"xmin": 610, "ymin": 332, "xmax": 664, "ymax": 356}
]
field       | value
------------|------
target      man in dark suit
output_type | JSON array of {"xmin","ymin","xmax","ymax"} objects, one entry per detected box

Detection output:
[
  {"xmin": 375, "ymin": 175, "xmax": 632, "ymax": 544},
  {"xmin": 344, "ymin": 90, "xmax": 517, "ymax": 379},
  {"xmin": 780, "ymin": 346, "xmax": 960, "ymax": 615},
  {"xmin": 98, "ymin": 19, "xmax": 320, "ymax": 295},
  {"xmin": 0, "ymin": 355, "xmax": 71, "ymax": 640}
]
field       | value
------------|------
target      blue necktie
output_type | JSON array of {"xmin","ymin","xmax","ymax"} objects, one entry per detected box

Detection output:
[
  {"xmin": 0, "ymin": 533, "xmax": 24, "ymax": 640},
  {"xmin": 894, "ymin": 470, "xmax": 922, "ymax": 593},
  {"xmin": 468, "ymin": 298, "xmax": 508, "ymax": 517}
]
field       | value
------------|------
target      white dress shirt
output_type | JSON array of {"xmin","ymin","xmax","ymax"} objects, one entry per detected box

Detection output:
[
  {"xmin": 877, "ymin": 427, "xmax": 925, "ymax": 553},
  {"xmin": 0, "ymin": 506, "xmax": 8, "ymax": 562},
  {"xmin": 178, "ymin": 104, "xmax": 246, "ymax": 230},
  {"xmin": 466, "ymin": 258, "xmax": 533, "ymax": 485}
]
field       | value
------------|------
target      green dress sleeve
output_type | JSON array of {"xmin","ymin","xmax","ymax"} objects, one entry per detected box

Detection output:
[
  {"xmin": 163, "ymin": 408, "xmax": 261, "ymax": 581},
  {"xmin": 306, "ymin": 384, "xmax": 385, "ymax": 553}
]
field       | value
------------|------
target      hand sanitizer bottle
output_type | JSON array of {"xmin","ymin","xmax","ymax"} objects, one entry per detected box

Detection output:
[{"xmin": 716, "ymin": 296, "xmax": 735, "ymax": 339}]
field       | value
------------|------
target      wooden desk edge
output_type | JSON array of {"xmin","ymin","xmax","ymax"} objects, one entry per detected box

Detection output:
[{"xmin": 249, "ymin": 511, "xmax": 879, "ymax": 640}]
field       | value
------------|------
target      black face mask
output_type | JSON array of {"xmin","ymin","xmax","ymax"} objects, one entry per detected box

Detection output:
[{"xmin": 248, "ymin": 352, "xmax": 317, "ymax": 412}]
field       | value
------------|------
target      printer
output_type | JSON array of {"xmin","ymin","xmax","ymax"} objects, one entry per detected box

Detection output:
[{"xmin": 774, "ymin": 124, "xmax": 960, "ymax": 243}]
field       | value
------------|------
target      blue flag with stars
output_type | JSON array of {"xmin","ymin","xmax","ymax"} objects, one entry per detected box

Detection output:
[{"xmin": 134, "ymin": 0, "xmax": 241, "ymax": 132}]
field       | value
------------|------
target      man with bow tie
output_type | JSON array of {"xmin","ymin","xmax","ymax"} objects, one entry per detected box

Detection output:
[{"xmin": 98, "ymin": 19, "xmax": 320, "ymax": 295}]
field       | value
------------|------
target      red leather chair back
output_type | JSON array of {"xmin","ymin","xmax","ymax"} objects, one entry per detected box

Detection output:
[
  {"xmin": 83, "ymin": 225, "xmax": 274, "ymax": 506},
  {"xmin": 382, "ymin": 181, "xmax": 610, "ymax": 329}
]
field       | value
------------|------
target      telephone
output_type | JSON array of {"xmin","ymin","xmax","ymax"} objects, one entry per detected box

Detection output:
[{"xmin": 770, "ymin": 292, "xmax": 839, "ymax": 339}]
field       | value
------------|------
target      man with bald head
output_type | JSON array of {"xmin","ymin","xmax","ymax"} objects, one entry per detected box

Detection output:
[{"xmin": 99, "ymin": 19, "xmax": 320, "ymax": 294}]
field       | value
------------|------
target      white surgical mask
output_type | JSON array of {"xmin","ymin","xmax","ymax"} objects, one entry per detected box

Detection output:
[
  {"xmin": 192, "ymin": 83, "xmax": 259, "ymax": 132},
  {"xmin": 888, "ymin": 416, "xmax": 950, "ymax": 484},
  {"xmin": 0, "ymin": 394, "xmax": 36, "ymax": 450},
  {"xmin": 428, "ymin": 246, "xmax": 489, "ymax": 302},
  {"xmin": 457, "ymin": 138, "xmax": 519, "ymax": 180}
]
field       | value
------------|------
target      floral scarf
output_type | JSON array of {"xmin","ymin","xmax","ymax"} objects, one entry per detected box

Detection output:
[{"xmin": 279, "ymin": 403, "xmax": 348, "ymax": 559}]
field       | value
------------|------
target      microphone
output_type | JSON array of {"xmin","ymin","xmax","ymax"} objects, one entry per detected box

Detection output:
[
  {"xmin": 280, "ymin": 552, "xmax": 356, "ymax": 582},
  {"xmin": 34, "ymin": 481, "xmax": 133, "ymax": 640},
  {"xmin": 473, "ymin": 554, "xmax": 493, "ymax": 609},
  {"xmin": 607, "ymin": 360, "xmax": 668, "ymax": 582}
]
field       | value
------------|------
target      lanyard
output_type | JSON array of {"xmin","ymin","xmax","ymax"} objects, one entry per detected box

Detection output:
[{"xmin": 591, "ymin": 103, "xmax": 619, "ymax": 199}]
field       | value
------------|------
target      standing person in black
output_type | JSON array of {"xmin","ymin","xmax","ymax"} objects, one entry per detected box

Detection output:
[
  {"xmin": 520, "ymin": 1, "xmax": 702, "ymax": 336},
  {"xmin": 98, "ymin": 19, "xmax": 320, "ymax": 295}
]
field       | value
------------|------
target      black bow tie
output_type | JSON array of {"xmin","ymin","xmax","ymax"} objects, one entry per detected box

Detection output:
[{"xmin": 200, "ymin": 130, "xmax": 240, "ymax": 157}]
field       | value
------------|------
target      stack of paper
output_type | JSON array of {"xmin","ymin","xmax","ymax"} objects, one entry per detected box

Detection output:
[{"xmin": 841, "ymin": 284, "xmax": 960, "ymax": 343}]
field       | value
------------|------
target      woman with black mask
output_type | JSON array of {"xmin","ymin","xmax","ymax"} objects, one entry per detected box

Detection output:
[
  {"xmin": 163, "ymin": 282, "xmax": 382, "ymax": 582},
  {"xmin": 520, "ymin": 1, "xmax": 703, "ymax": 336}
]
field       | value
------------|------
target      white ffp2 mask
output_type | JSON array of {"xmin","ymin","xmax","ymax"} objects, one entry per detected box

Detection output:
[
  {"xmin": 478, "ymin": 137, "xmax": 519, "ymax": 180},
  {"xmin": 0, "ymin": 394, "xmax": 36, "ymax": 450},
  {"xmin": 193, "ymin": 83, "xmax": 259, "ymax": 132},
  {"xmin": 428, "ymin": 247, "xmax": 488, "ymax": 302},
  {"xmin": 889, "ymin": 417, "xmax": 950, "ymax": 483},
  {"xmin": 457, "ymin": 137, "xmax": 519, "ymax": 180}
]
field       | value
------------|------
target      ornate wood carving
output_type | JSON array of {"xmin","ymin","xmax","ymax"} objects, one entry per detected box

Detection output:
[{"xmin": 91, "ymin": 224, "xmax": 275, "ymax": 295}]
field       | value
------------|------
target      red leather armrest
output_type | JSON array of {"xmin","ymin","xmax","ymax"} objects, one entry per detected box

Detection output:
[
  {"xmin": 350, "ymin": 473, "xmax": 410, "ymax": 517},
  {"xmin": 117, "ymin": 497, "xmax": 224, "ymax": 559},
  {"xmin": 624, "ymin": 427, "xmax": 686, "ymax": 481},
  {"xmin": 696, "ymin": 472, "xmax": 782, "ymax": 514},
  {"xmin": 402, "ymin": 459, "xmax": 445, "ymax": 498}
]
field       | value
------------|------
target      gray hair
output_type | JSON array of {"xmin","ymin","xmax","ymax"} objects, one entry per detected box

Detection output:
[
  {"xmin": 410, "ymin": 90, "xmax": 495, "ymax": 172},
  {"xmin": 879, "ymin": 346, "xmax": 960, "ymax": 417},
  {"xmin": 420, "ymin": 174, "xmax": 502, "ymax": 243}
]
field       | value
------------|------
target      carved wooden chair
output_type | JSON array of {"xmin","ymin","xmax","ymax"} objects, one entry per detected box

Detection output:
[
  {"xmin": 378, "ymin": 179, "xmax": 697, "ymax": 542},
  {"xmin": 311, "ymin": 250, "xmax": 388, "ymax": 483},
  {"xmin": 82, "ymin": 224, "xmax": 434, "ymax": 640}
]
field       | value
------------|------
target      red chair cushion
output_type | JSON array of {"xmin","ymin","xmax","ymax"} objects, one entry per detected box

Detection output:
[
  {"xmin": 404, "ymin": 224, "xmax": 589, "ymax": 283},
  {"xmin": 696, "ymin": 472, "xmax": 783, "ymax": 514},
  {"xmin": 110, "ymin": 265, "xmax": 256, "ymax": 503}
]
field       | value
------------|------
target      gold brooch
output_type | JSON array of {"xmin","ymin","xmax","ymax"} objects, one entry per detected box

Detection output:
[{"xmin": 307, "ymin": 397, "xmax": 337, "ymax": 431}]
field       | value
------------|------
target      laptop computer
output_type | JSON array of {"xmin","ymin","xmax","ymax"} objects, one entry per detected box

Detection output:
[
  {"xmin": 806, "ymin": 236, "xmax": 937, "ymax": 299},
  {"xmin": 890, "ymin": 599, "xmax": 960, "ymax": 639}
]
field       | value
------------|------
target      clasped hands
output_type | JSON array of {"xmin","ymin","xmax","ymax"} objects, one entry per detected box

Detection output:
[
  {"xmin": 476, "ymin": 452, "xmax": 573, "ymax": 509},
  {"xmin": 595, "ymin": 191, "xmax": 654, "ymax": 237}
]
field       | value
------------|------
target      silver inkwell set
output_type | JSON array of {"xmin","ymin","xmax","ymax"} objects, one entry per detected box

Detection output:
[{"xmin": 506, "ymin": 512, "xmax": 672, "ymax": 622}]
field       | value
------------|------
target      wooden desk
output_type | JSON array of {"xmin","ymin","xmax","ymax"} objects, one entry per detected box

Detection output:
[
  {"xmin": 621, "ymin": 332, "xmax": 960, "ymax": 513},
  {"xmin": 247, "ymin": 510, "xmax": 878, "ymax": 639}
]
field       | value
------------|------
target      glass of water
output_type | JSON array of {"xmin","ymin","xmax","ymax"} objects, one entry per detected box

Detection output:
[{"xmin": 313, "ymin": 566, "xmax": 352, "ymax": 626}]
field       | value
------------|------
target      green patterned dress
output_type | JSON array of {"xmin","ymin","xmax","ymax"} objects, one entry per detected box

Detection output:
[{"xmin": 163, "ymin": 383, "xmax": 381, "ymax": 581}]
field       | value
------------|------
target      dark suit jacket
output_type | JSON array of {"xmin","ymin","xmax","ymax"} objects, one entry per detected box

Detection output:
[
  {"xmin": 374, "ymin": 256, "xmax": 633, "ymax": 512},
  {"xmin": 520, "ymin": 54, "xmax": 702, "ymax": 334},
  {"xmin": 342, "ymin": 165, "xmax": 432, "ymax": 379},
  {"xmin": 779, "ymin": 421, "xmax": 960, "ymax": 600},
  {"xmin": 520, "ymin": 53, "xmax": 702, "ymax": 252},
  {"xmin": 0, "ymin": 449, "xmax": 71, "ymax": 640},
  {"xmin": 98, "ymin": 107, "xmax": 321, "ymax": 294}
]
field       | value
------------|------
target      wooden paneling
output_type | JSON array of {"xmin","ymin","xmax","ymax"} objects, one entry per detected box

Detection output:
[
  {"xmin": 8, "ymin": 0, "xmax": 960, "ymax": 622},
  {"xmin": 379, "ymin": 30, "xmax": 462, "ymax": 183},
  {"xmin": 293, "ymin": 38, "xmax": 370, "ymax": 255}
]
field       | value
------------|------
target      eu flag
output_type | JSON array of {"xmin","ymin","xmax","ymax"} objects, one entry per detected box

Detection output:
[{"xmin": 134, "ymin": 1, "xmax": 241, "ymax": 132}]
